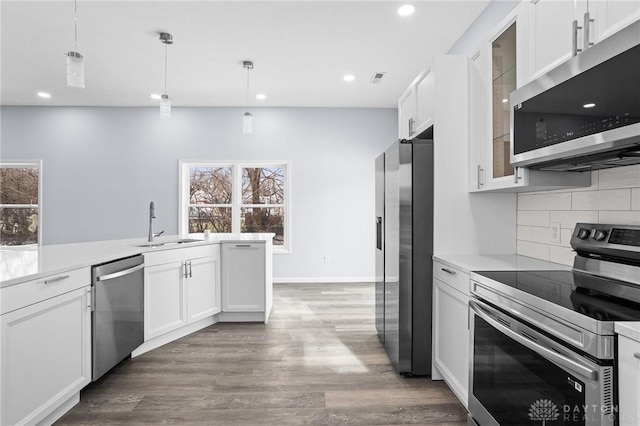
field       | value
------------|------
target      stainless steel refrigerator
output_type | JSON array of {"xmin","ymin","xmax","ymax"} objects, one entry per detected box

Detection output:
[{"xmin": 375, "ymin": 138, "xmax": 433, "ymax": 376}]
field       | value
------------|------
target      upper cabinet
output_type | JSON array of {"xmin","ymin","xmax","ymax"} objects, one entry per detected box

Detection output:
[
  {"xmin": 468, "ymin": 2, "xmax": 591, "ymax": 192},
  {"xmin": 398, "ymin": 68, "xmax": 434, "ymax": 139},
  {"xmin": 491, "ymin": 22, "xmax": 517, "ymax": 182},
  {"xmin": 523, "ymin": 0, "xmax": 640, "ymax": 83}
]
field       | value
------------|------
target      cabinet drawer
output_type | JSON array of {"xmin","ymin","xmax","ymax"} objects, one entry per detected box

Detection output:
[
  {"xmin": 433, "ymin": 261, "xmax": 469, "ymax": 295},
  {"xmin": 1, "ymin": 267, "xmax": 91, "ymax": 315},
  {"xmin": 144, "ymin": 244, "xmax": 218, "ymax": 267}
]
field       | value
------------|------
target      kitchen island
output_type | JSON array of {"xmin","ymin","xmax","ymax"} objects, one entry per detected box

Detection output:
[{"xmin": 0, "ymin": 233, "xmax": 273, "ymax": 426}]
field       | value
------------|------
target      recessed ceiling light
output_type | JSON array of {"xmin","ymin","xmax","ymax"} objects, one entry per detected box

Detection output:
[
  {"xmin": 37, "ymin": 92, "xmax": 51, "ymax": 99},
  {"xmin": 149, "ymin": 93, "xmax": 161, "ymax": 100},
  {"xmin": 583, "ymin": 103, "xmax": 596, "ymax": 108},
  {"xmin": 343, "ymin": 74, "xmax": 355, "ymax": 82},
  {"xmin": 502, "ymin": 98, "xmax": 508, "ymax": 103},
  {"xmin": 256, "ymin": 93, "xmax": 266, "ymax": 100},
  {"xmin": 397, "ymin": 4, "xmax": 415, "ymax": 16}
]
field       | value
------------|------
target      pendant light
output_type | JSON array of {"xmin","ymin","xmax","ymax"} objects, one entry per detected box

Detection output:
[
  {"xmin": 66, "ymin": 0, "xmax": 84, "ymax": 88},
  {"xmin": 243, "ymin": 60, "xmax": 254, "ymax": 134},
  {"xmin": 159, "ymin": 32, "xmax": 174, "ymax": 120}
]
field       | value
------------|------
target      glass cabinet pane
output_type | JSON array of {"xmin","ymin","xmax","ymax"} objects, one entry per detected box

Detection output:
[{"xmin": 492, "ymin": 23, "xmax": 516, "ymax": 179}]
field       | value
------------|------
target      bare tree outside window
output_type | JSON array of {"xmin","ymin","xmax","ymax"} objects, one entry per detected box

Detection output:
[
  {"xmin": 0, "ymin": 165, "xmax": 40, "ymax": 246},
  {"xmin": 241, "ymin": 167, "xmax": 285, "ymax": 245},
  {"xmin": 188, "ymin": 167, "xmax": 232, "ymax": 233}
]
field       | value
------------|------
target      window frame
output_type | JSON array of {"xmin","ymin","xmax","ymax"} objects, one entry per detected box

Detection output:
[
  {"xmin": 179, "ymin": 160, "xmax": 291, "ymax": 253},
  {"xmin": 0, "ymin": 160, "xmax": 43, "ymax": 247}
]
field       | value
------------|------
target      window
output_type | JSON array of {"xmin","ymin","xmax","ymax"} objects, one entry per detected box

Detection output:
[
  {"xmin": 180, "ymin": 161, "xmax": 289, "ymax": 252},
  {"xmin": 0, "ymin": 161, "xmax": 42, "ymax": 246}
]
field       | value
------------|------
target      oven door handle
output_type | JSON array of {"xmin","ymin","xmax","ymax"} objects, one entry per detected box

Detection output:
[{"xmin": 470, "ymin": 300, "xmax": 598, "ymax": 381}]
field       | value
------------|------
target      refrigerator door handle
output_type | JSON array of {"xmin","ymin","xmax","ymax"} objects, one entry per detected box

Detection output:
[{"xmin": 376, "ymin": 217, "xmax": 383, "ymax": 250}]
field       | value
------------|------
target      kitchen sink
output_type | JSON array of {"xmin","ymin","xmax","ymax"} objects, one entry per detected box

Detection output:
[{"xmin": 134, "ymin": 238, "xmax": 202, "ymax": 248}]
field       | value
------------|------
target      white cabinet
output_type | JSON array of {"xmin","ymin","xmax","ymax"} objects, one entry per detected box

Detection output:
[
  {"xmin": 144, "ymin": 259, "xmax": 187, "ymax": 339},
  {"xmin": 144, "ymin": 245, "xmax": 221, "ymax": 340},
  {"xmin": 221, "ymin": 242, "xmax": 272, "ymax": 322},
  {"xmin": 467, "ymin": 3, "xmax": 591, "ymax": 193},
  {"xmin": 432, "ymin": 261, "xmax": 470, "ymax": 408},
  {"xmin": 0, "ymin": 270, "xmax": 91, "ymax": 426},
  {"xmin": 524, "ymin": 0, "xmax": 640, "ymax": 83},
  {"xmin": 593, "ymin": 0, "xmax": 640, "ymax": 42},
  {"xmin": 398, "ymin": 68, "xmax": 434, "ymax": 139},
  {"xmin": 523, "ymin": 0, "xmax": 577, "ymax": 82},
  {"xmin": 618, "ymin": 334, "xmax": 640, "ymax": 426},
  {"xmin": 398, "ymin": 87, "xmax": 417, "ymax": 139},
  {"xmin": 187, "ymin": 254, "xmax": 222, "ymax": 323}
]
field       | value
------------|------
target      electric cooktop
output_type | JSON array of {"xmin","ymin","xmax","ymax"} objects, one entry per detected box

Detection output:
[{"xmin": 474, "ymin": 269, "xmax": 640, "ymax": 323}]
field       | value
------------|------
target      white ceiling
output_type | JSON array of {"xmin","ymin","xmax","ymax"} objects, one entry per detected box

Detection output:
[{"xmin": 0, "ymin": 1, "xmax": 489, "ymax": 108}]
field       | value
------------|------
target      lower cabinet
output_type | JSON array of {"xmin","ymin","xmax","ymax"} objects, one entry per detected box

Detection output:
[
  {"xmin": 618, "ymin": 334, "xmax": 640, "ymax": 426},
  {"xmin": 0, "ymin": 285, "xmax": 91, "ymax": 425},
  {"xmin": 432, "ymin": 261, "xmax": 470, "ymax": 408},
  {"xmin": 221, "ymin": 242, "xmax": 272, "ymax": 322},
  {"xmin": 144, "ymin": 245, "xmax": 221, "ymax": 340}
]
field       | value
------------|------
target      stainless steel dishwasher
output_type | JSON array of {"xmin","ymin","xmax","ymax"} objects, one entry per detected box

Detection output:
[{"xmin": 91, "ymin": 254, "xmax": 144, "ymax": 381}]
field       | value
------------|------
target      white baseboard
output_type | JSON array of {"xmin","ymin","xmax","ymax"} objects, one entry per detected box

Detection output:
[{"xmin": 273, "ymin": 276, "xmax": 375, "ymax": 284}]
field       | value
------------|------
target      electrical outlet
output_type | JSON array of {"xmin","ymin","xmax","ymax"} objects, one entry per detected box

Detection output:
[
  {"xmin": 550, "ymin": 222, "xmax": 561, "ymax": 243},
  {"xmin": 324, "ymin": 255, "xmax": 330, "ymax": 264}
]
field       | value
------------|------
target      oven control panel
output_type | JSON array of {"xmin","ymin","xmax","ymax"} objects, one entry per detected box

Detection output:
[{"xmin": 572, "ymin": 223, "xmax": 640, "ymax": 257}]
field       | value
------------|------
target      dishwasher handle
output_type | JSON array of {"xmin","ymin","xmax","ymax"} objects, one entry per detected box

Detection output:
[{"xmin": 96, "ymin": 263, "xmax": 144, "ymax": 282}]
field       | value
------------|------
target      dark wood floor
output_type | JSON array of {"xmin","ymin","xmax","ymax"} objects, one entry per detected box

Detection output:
[{"xmin": 57, "ymin": 283, "xmax": 467, "ymax": 425}]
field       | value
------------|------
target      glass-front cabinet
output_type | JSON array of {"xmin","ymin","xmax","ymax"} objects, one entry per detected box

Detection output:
[
  {"xmin": 467, "ymin": 3, "xmax": 590, "ymax": 193},
  {"xmin": 468, "ymin": 8, "xmax": 523, "ymax": 192},
  {"xmin": 491, "ymin": 23, "xmax": 516, "ymax": 181}
]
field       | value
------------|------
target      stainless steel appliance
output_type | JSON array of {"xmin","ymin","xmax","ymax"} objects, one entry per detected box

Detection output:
[
  {"xmin": 375, "ymin": 138, "xmax": 433, "ymax": 375},
  {"xmin": 468, "ymin": 223, "xmax": 640, "ymax": 426},
  {"xmin": 510, "ymin": 20, "xmax": 640, "ymax": 171},
  {"xmin": 91, "ymin": 255, "xmax": 144, "ymax": 381}
]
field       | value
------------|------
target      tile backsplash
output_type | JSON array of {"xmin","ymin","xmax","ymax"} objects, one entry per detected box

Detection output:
[{"xmin": 517, "ymin": 164, "xmax": 640, "ymax": 266}]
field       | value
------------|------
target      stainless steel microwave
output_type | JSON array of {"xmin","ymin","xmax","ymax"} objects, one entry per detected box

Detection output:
[{"xmin": 510, "ymin": 20, "xmax": 640, "ymax": 172}]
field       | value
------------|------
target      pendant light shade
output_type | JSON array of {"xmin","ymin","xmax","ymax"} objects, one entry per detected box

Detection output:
[
  {"xmin": 160, "ymin": 94, "xmax": 172, "ymax": 120},
  {"xmin": 66, "ymin": 51, "xmax": 84, "ymax": 88},
  {"xmin": 159, "ymin": 32, "xmax": 174, "ymax": 119},
  {"xmin": 66, "ymin": 0, "xmax": 84, "ymax": 88},
  {"xmin": 243, "ymin": 112, "xmax": 253, "ymax": 134},
  {"xmin": 243, "ymin": 60, "xmax": 254, "ymax": 134}
]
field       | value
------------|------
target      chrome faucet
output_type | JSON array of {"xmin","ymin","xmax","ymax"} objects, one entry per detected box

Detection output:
[{"xmin": 148, "ymin": 201, "xmax": 164, "ymax": 242}]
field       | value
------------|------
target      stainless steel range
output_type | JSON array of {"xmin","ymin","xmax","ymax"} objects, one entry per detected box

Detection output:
[{"xmin": 468, "ymin": 223, "xmax": 640, "ymax": 426}]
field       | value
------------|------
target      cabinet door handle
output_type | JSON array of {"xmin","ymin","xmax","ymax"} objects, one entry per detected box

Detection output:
[
  {"xmin": 441, "ymin": 268, "xmax": 456, "ymax": 275},
  {"xmin": 188, "ymin": 261, "xmax": 193, "ymax": 278},
  {"xmin": 583, "ymin": 12, "xmax": 594, "ymax": 52},
  {"xmin": 477, "ymin": 165, "xmax": 484, "ymax": 189},
  {"xmin": 634, "ymin": 352, "xmax": 640, "ymax": 360},
  {"xmin": 43, "ymin": 275, "xmax": 70, "ymax": 284},
  {"xmin": 87, "ymin": 287, "xmax": 94, "ymax": 311},
  {"xmin": 514, "ymin": 167, "xmax": 520, "ymax": 184},
  {"xmin": 183, "ymin": 262, "xmax": 189, "ymax": 279},
  {"xmin": 572, "ymin": 19, "xmax": 583, "ymax": 56},
  {"xmin": 235, "ymin": 244, "xmax": 251, "ymax": 248},
  {"xmin": 408, "ymin": 118, "xmax": 415, "ymax": 136}
]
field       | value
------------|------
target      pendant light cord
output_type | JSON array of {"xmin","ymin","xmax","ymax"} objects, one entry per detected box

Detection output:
[
  {"xmin": 164, "ymin": 42, "xmax": 168, "ymax": 94},
  {"xmin": 246, "ymin": 67, "xmax": 250, "ymax": 108},
  {"xmin": 74, "ymin": 0, "xmax": 78, "ymax": 51}
]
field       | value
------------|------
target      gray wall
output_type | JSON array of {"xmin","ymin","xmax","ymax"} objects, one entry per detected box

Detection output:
[{"xmin": 0, "ymin": 106, "xmax": 397, "ymax": 281}]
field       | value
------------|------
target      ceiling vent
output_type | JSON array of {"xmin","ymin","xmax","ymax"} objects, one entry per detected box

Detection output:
[{"xmin": 370, "ymin": 72, "xmax": 386, "ymax": 84}]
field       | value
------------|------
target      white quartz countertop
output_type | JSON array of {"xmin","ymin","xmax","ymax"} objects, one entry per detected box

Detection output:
[
  {"xmin": 0, "ymin": 233, "xmax": 273, "ymax": 288},
  {"xmin": 433, "ymin": 254, "xmax": 571, "ymax": 274},
  {"xmin": 615, "ymin": 322, "xmax": 640, "ymax": 341}
]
